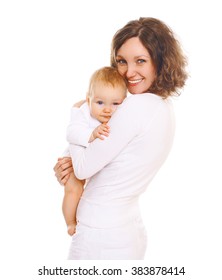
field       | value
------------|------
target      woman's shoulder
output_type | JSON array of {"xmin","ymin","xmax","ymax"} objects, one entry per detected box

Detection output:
[
  {"xmin": 124, "ymin": 93, "xmax": 168, "ymax": 109},
  {"xmin": 120, "ymin": 93, "xmax": 173, "ymax": 118},
  {"xmin": 129, "ymin": 92, "xmax": 162, "ymax": 101}
]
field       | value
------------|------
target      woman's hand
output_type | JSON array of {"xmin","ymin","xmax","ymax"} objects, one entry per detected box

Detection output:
[
  {"xmin": 73, "ymin": 100, "xmax": 86, "ymax": 108},
  {"xmin": 53, "ymin": 157, "xmax": 74, "ymax": 185}
]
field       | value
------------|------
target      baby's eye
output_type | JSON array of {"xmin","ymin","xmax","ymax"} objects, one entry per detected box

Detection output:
[
  {"xmin": 113, "ymin": 102, "xmax": 120, "ymax": 106},
  {"xmin": 97, "ymin": 101, "xmax": 103, "ymax": 105}
]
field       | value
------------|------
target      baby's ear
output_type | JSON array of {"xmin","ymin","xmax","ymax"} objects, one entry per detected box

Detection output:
[{"xmin": 86, "ymin": 94, "xmax": 90, "ymax": 105}]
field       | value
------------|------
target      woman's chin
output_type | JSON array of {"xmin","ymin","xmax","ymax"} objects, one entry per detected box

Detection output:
[{"xmin": 128, "ymin": 89, "xmax": 141, "ymax": 95}]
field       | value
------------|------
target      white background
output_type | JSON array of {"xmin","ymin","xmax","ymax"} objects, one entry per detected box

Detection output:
[{"xmin": 0, "ymin": 0, "xmax": 221, "ymax": 279}]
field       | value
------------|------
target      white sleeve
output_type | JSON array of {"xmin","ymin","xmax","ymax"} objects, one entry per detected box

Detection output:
[
  {"xmin": 62, "ymin": 147, "xmax": 70, "ymax": 157},
  {"xmin": 66, "ymin": 105, "xmax": 95, "ymax": 147},
  {"xmin": 69, "ymin": 95, "xmax": 161, "ymax": 180}
]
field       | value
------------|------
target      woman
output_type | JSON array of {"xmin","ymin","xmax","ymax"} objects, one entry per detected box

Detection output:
[{"xmin": 54, "ymin": 17, "xmax": 187, "ymax": 260}]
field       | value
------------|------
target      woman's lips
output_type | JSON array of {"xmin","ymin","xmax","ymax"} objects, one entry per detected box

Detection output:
[{"xmin": 128, "ymin": 78, "xmax": 143, "ymax": 86}]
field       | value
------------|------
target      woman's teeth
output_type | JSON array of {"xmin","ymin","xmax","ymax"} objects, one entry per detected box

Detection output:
[{"xmin": 128, "ymin": 79, "xmax": 142, "ymax": 84}]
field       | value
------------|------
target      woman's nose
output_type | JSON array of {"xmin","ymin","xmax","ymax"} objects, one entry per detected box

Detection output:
[{"xmin": 125, "ymin": 64, "xmax": 136, "ymax": 78}]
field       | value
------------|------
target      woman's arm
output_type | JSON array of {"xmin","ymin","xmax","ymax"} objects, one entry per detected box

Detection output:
[{"xmin": 70, "ymin": 94, "xmax": 162, "ymax": 180}]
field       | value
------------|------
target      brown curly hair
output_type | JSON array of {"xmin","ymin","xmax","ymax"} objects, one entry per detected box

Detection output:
[{"xmin": 111, "ymin": 17, "xmax": 188, "ymax": 98}]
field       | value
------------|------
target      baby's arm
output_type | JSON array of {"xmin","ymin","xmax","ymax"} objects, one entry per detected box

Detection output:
[
  {"xmin": 89, "ymin": 123, "xmax": 110, "ymax": 143},
  {"xmin": 67, "ymin": 106, "xmax": 95, "ymax": 147}
]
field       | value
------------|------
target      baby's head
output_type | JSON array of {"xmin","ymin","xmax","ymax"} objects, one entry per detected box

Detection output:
[{"xmin": 87, "ymin": 67, "xmax": 127, "ymax": 123}]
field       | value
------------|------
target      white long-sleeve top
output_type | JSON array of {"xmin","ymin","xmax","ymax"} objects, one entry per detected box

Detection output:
[
  {"xmin": 69, "ymin": 93, "xmax": 175, "ymax": 228},
  {"xmin": 66, "ymin": 103, "xmax": 100, "ymax": 147}
]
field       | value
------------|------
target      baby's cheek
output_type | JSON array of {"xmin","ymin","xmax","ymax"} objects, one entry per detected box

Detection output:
[{"xmin": 112, "ymin": 107, "xmax": 117, "ymax": 113}]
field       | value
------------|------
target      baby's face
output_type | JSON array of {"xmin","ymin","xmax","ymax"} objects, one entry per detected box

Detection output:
[{"xmin": 88, "ymin": 83, "xmax": 126, "ymax": 123}]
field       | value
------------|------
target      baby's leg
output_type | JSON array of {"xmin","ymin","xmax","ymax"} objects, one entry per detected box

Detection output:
[{"xmin": 62, "ymin": 172, "xmax": 85, "ymax": 235}]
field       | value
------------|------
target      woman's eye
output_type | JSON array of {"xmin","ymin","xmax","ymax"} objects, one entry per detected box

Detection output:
[
  {"xmin": 116, "ymin": 59, "xmax": 126, "ymax": 65},
  {"xmin": 137, "ymin": 59, "xmax": 146, "ymax": 64}
]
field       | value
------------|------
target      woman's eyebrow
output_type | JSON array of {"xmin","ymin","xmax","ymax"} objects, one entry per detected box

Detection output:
[
  {"xmin": 134, "ymin": 55, "xmax": 150, "ymax": 59},
  {"xmin": 116, "ymin": 54, "xmax": 150, "ymax": 59}
]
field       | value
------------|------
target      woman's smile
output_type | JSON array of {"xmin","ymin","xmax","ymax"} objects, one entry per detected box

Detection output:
[{"xmin": 128, "ymin": 78, "xmax": 143, "ymax": 86}]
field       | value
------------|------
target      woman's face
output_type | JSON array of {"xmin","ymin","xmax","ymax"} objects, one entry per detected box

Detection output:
[{"xmin": 115, "ymin": 37, "xmax": 156, "ymax": 94}]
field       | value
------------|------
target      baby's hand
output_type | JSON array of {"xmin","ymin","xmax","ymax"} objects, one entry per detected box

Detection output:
[{"xmin": 89, "ymin": 123, "xmax": 110, "ymax": 142}]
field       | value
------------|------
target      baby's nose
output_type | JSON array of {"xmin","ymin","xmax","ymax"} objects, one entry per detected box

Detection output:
[{"xmin": 103, "ymin": 107, "xmax": 112, "ymax": 113}]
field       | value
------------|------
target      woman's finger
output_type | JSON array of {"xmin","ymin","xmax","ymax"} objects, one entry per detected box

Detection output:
[
  {"xmin": 60, "ymin": 174, "xmax": 70, "ymax": 186},
  {"xmin": 55, "ymin": 166, "xmax": 73, "ymax": 181},
  {"xmin": 53, "ymin": 157, "xmax": 72, "ymax": 172}
]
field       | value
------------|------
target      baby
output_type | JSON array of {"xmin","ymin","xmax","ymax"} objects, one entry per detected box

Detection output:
[{"xmin": 63, "ymin": 66, "xmax": 127, "ymax": 235}]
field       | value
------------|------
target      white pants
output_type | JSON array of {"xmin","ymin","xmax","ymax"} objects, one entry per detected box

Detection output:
[{"xmin": 68, "ymin": 215, "xmax": 147, "ymax": 260}]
